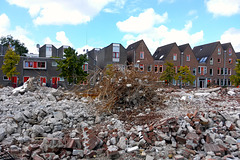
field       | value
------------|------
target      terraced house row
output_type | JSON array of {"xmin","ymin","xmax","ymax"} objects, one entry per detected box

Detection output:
[
  {"xmin": 0, "ymin": 40, "xmax": 239, "ymax": 88},
  {"xmin": 87, "ymin": 40, "xmax": 239, "ymax": 88}
]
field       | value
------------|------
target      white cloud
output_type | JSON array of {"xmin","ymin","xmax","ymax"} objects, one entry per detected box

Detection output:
[
  {"xmin": 122, "ymin": 21, "xmax": 204, "ymax": 54},
  {"xmin": 0, "ymin": 14, "xmax": 10, "ymax": 34},
  {"xmin": 77, "ymin": 45, "xmax": 94, "ymax": 55},
  {"xmin": 116, "ymin": 8, "xmax": 168, "ymax": 33},
  {"xmin": 158, "ymin": 0, "xmax": 175, "ymax": 3},
  {"xmin": 43, "ymin": 31, "xmax": 73, "ymax": 48},
  {"xmin": 188, "ymin": 10, "xmax": 197, "ymax": 16},
  {"xmin": 0, "ymin": 13, "xmax": 37, "ymax": 53},
  {"xmin": 6, "ymin": 0, "xmax": 120, "ymax": 25},
  {"xmin": 205, "ymin": 0, "xmax": 240, "ymax": 16},
  {"xmin": 220, "ymin": 28, "xmax": 240, "ymax": 52},
  {"xmin": 56, "ymin": 31, "xmax": 73, "ymax": 47}
]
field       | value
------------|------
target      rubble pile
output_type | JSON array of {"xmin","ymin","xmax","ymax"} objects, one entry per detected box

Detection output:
[
  {"xmin": 91, "ymin": 68, "xmax": 164, "ymax": 114},
  {"xmin": 0, "ymin": 78, "xmax": 239, "ymax": 159}
]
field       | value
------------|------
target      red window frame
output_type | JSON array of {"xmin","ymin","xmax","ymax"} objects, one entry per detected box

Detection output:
[
  {"xmin": 229, "ymin": 58, "xmax": 232, "ymax": 64},
  {"xmin": 139, "ymin": 64, "xmax": 144, "ymax": 72},
  {"xmin": 113, "ymin": 52, "xmax": 119, "ymax": 58},
  {"xmin": 159, "ymin": 65, "xmax": 163, "ymax": 73},
  {"xmin": 82, "ymin": 64, "xmax": 88, "ymax": 71},
  {"xmin": 154, "ymin": 65, "xmax": 158, "ymax": 73},
  {"xmin": 23, "ymin": 77, "xmax": 29, "ymax": 83}
]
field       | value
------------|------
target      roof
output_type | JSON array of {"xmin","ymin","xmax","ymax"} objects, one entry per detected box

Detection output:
[
  {"xmin": 193, "ymin": 41, "xmax": 219, "ymax": 63},
  {"xmin": 126, "ymin": 39, "xmax": 143, "ymax": 51},
  {"xmin": 236, "ymin": 52, "xmax": 240, "ymax": 59},
  {"xmin": 153, "ymin": 43, "xmax": 176, "ymax": 61},
  {"xmin": 221, "ymin": 43, "xmax": 231, "ymax": 50},
  {"xmin": 178, "ymin": 43, "xmax": 189, "ymax": 52}
]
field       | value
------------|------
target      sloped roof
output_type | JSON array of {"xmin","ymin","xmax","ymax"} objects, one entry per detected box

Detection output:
[
  {"xmin": 193, "ymin": 41, "xmax": 219, "ymax": 63},
  {"xmin": 126, "ymin": 39, "xmax": 143, "ymax": 51},
  {"xmin": 236, "ymin": 52, "xmax": 240, "ymax": 59},
  {"xmin": 178, "ymin": 43, "xmax": 189, "ymax": 52},
  {"xmin": 153, "ymin": 43, "xmax": 176, "ymax": 61},
  {"xmin": 221, "ymin": 43, "xmax": 231, "ymax": 50}
]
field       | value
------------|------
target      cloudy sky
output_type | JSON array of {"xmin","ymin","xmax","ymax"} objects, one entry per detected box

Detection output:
[{"xmin": 0, "ymin": 0, "xmax": 240, "ymax": 54}]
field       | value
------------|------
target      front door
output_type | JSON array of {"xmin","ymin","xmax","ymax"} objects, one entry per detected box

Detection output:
[
  {"xmin": 12, "ymin": 76, "xmax": 18, "ymax": 88},
  {"xmin": 52, "ymin": 77, "xmax": 59, "ymax": 88}
]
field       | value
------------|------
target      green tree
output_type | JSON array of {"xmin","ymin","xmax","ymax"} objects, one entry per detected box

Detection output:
[
  {"xmin": 160, "ymin": 61, "xmax": 175, "ymax": 85},
  {"xmin": 0, "ymin": 35, "xmax": 28, "ymax": 56},
  {"xmin": 174, "ymin": 66, "xmax": 195, "ymax": 86},
  {"xmin": 1, "ymin": 48, "xmax": 20, "ymax": 84},
  {"xmin": 57, "ymin": 47, "xmax": 88, "ymax": 84},
  {"xmin": 230, "ymin": 59, "xmax": 240, "ymax": 86}
]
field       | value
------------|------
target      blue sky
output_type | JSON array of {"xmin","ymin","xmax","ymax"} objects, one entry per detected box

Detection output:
[{"xmin": 0, "ymin": 0, "xmax": 240, "ymax": 54}]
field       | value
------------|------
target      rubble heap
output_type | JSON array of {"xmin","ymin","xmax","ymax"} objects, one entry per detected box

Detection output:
[{"xmin": 0, "ymin": 77, "xmax": 239, "ymax": 159}]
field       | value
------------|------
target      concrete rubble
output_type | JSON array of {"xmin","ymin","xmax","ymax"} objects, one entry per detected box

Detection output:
[{"xmin": 0, "ymin": 78, "xmax": 240, "ymax": 159}]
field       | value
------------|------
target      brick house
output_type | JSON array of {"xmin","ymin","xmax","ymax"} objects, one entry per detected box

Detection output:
[
  {"xmin": 178, "ymin": 43, "xmax": 198, "ymax": 87},
  {"xmin": 193, "ymin": 41, "xmax": 237, "ymax": 88},
  {"xmin": 126, "ymin": 39, "xmax": 154, "ymax": 72},
  {"xmin": 236, "ymin": 52, "xmax": 240, "ymax": 60},
  {"xmin": 96, "ymin": 43, "xmax": 127, "ymax": 70}
]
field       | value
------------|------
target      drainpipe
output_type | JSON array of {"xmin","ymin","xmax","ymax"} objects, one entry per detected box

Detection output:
[{"xmin": 224, "ymin": 50, "xmax": 226, "ymax": 86}]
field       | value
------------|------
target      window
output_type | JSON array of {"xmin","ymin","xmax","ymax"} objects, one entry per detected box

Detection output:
[
  {"xmin": 139, "ymin": 64, "xmax": 144, "ymax": 71},
  {"xmin": 210, "ymin": 58, "xmax": 213, "ymax": 65},
  {"xmin": 225, "ymin": 68, "xmax": 228, "ymax": 75},
  {"xmin": 186, "ymin": 55, "xmax": 190, "ymax": 61},
  {"xmin": 218, "ymin": 58, "xmax": 221, "ymax": 63},
  {"xmin": 193, "ymin": 68, "xmax": 196, "ymax": 75},
  {"xmin": 221, "ymin": 79, "xmax": 224, "ymax": 86},
  {"xmin": 229, "ymin": 48, "xmax": 232, "ymax": 55},
  {"xmin": 218, "ymin": 68, "xmax": 220, "ymax": 75},
  {"xmin": 218, "ymin": 48, "xmax": 221, "ymax": 55},
  {"xmin": 52, "ymin": 61, "xmax": 57, "ymax": 66},
  {"xmin": 221, "ymin": 68, "xmax": 224, "ymax": 75},
  {"xmin": 113, "ymin": 52, "xmax": 119, "ymax": 58},
  {"xmin": 198, "ymin": 66, "xmax": 207, "ymax": 75},
  {"xmin": 175, "ymin": 66, "xmax": 178, "ymax": 73},
  {"xmin": 59, "ymin": 77, "xmax": 64, "ymax": 81},
  {"xmin": 228, "ymin": 79, "xmax": 231, "ymax": 86},
  {"xmin": 3, "ymin": 75, "xmax": 9, "ymax": 81},
  {"xmin": 229, "ymin": 58, "xmax": 232, "ymax": 64},
  {"xmin": 173, "ymin": 54, "xmax": 177, "ymax": 61},
  {"xmin": 38, "ymin": 62, "xmax": 46, "ymax": 68},
  {"xmin": 140, "ymin": 52, "xmax": 144, "ymax": 59},
  {"xmin": 159, "ymin": 65, "xmax": 163, "ymax": 73},
  {"xmin": 46, "ymin": 46, "xmax": 52, "ymax": 51},
  {"xmin": 155, "ymin": 65, "xmax": 158, "ymax": 73},
  {"xmin": 173, "ymin": 79, "xmax": 176, "ymax": 85},
  {"xmin": 147, "ymin": 65, "xmax": 152, "ymax": 72},
  {"xmin": 228, "ymin": 68, "xmax": 231, "ymax": 75},
  {"xmin": 82, "ymin": 63, "xmax": 88, "ymax": 71},
  {"xmin": 210, "ymin": 69, "xmax": 213, "ymax": 76},
  {"xmin": 24, "ymin": 61, "xmax": 46, "ymax": 69}
]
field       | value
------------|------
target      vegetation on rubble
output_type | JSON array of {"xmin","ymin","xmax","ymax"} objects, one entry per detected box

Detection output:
[
  {"xmin": 175, "ymin": 66, "xmax": 195, "ymax": 85},
  {"xmin": 0, "ymin": 35, "xmax": 28, "ymax": 56},
  {"xmin": 56, "ymin": 47, "xmax": 88, "ymax": 84},
  {"xmin": 1, "ymin": 48, "xmax": 20, "ymax": 83},
  {"xmin": 230, "ymin": 59, "xmax": 240, "ymax": 86},
  {"xmin": 90, "ymin": 65, "xmax": 164, "ymax": 114},
  {"xmin": 159, "ymin": 61, "xmax": 175, "ymax": 85}
]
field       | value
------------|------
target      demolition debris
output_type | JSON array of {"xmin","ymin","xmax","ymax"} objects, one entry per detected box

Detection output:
[{"xmin": 0, "ymin": 74, "xmax": 239, "ymax": 159}]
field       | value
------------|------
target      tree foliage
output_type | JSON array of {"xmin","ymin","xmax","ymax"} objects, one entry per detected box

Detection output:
[
  {"xmin": 230, "ymin": 59, "xmax": 240, "ymax": 86},
  {"xmin": 174, "ymin": 66, "xmax": 195, "ymax": 85},
  {"xmin": 0, "ymin": 35, "xmax": 28, "ymax": 56},
  {"xmin": 1, "ymin": 49, "xmax": 20, "ymax": 79},
  {"xmin": 160, "ymin": 61, "xmax": 175, "ymax": 85},
  {"xmin": 57, "ymin": 47, "xmax": 88, "ymax": 84}
]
